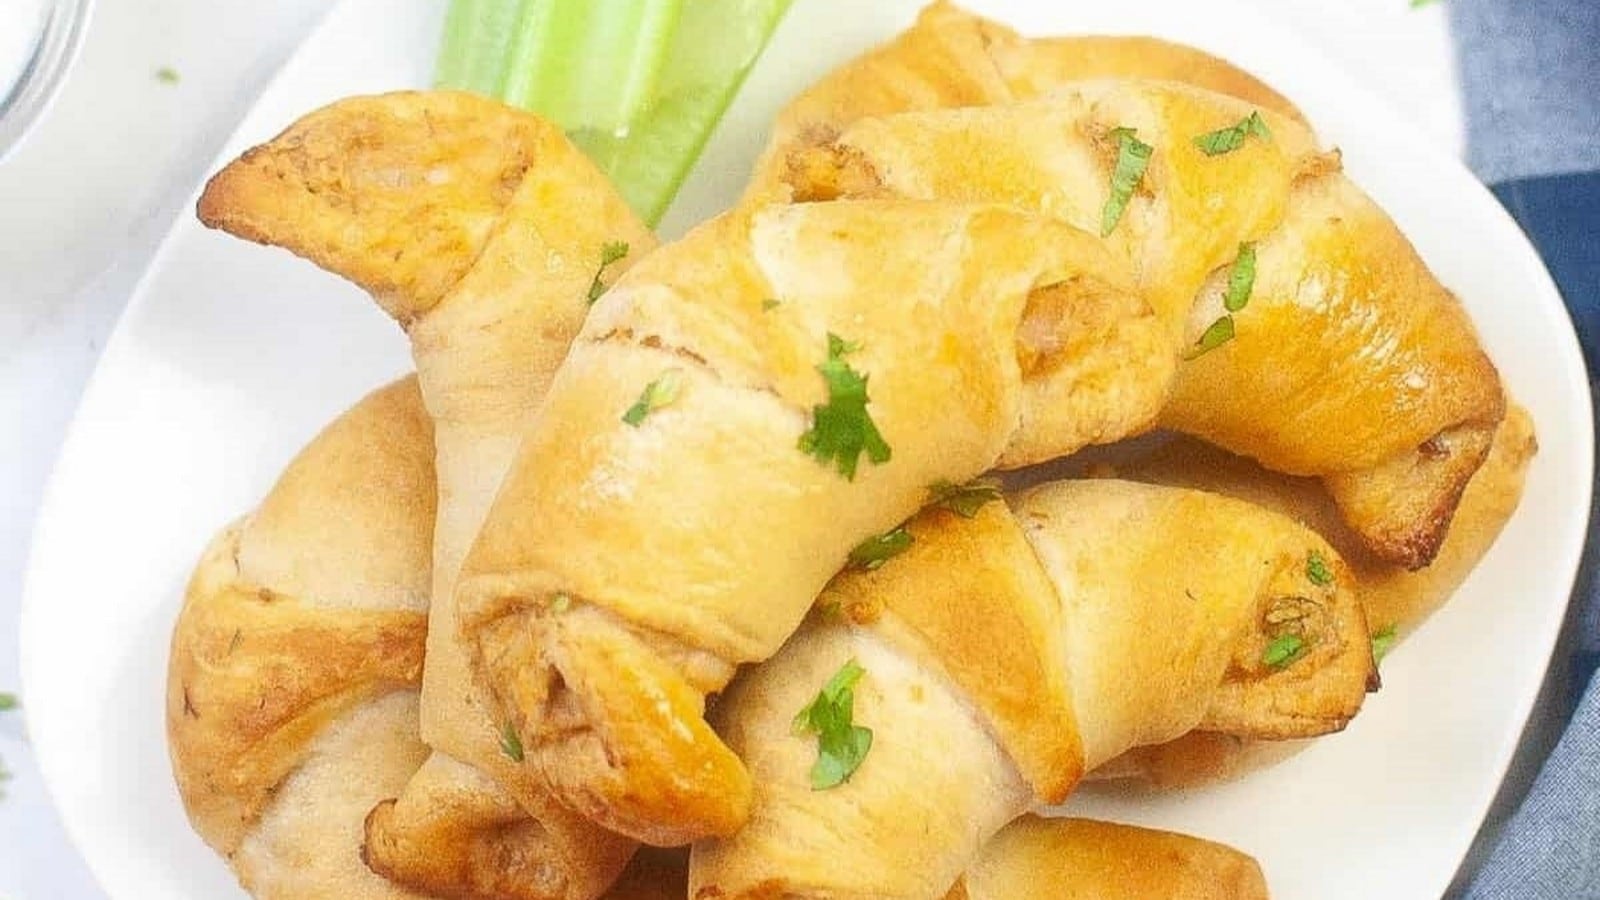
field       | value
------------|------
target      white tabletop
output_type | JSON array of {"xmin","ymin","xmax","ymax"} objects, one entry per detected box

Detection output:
[{"xmin": 0, "ymin": 1, "xmax": 1460, "ymax": 896}]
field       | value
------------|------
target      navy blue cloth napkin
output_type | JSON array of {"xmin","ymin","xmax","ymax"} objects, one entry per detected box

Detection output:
[{"xmin": 1449, "ymin": 0, "xmax": 1600, "ymax": 896}]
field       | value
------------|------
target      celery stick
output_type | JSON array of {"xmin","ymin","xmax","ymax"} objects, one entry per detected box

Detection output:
[
  {"xmin": 434, "ymin": 0, "xmax": 793, "ymax": 225},
  {"xmin": 435, "ymin": 0, "xmax": 530, "ymax": 95},
  {"xmin": 608, "ymin": 0, "xmax": 794, "ymax": 223},
  {"xmin": 501, "ymin": 0, "xmax": 685, "ymax": 134}
]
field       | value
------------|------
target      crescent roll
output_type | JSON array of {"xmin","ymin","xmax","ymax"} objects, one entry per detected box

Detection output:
[
  {"xmin": 758, "ymin": 1, "xmax": 1506, "ymax": 570},
  {"xmin": 454, "ymin": 198, "xmax": 1171, "ymax": 845},
  {"xmin": 609, "ymin": 817, "xmax": 1266, "ymax": 900},
  {"xmin": 746, "ymin": 0, "xmax": 1304, "ymax": 201},
  {"xmin": 1094, "ymin": 402, "xmax": 1537, "ymax": 788},
  {"xmin": 689, "ymin": 478, "xmax": 1370, "ymax": 898},
  {"xmin": 199, "ymin": 91, "xmax": 654, "ymax": 898},
  {"xmin": 167, "ymin": 378, "xmax": 434, "ymax": 899}
]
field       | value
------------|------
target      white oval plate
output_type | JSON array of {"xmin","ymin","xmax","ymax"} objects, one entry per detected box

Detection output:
[{"xmin": 20, "ymin": 0, "xmax": 1592, "ymax": 898}]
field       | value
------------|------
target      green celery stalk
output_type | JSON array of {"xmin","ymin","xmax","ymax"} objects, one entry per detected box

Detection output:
[
  {"xmin": 434, "ymin": 0, "xmax": 794, "ymax": 225},
  {"xmin": 435, "ymin": 0, "xmax": 530, "ymax": 95}
]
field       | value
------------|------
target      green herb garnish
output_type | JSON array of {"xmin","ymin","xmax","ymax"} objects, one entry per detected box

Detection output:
[
  {"xmin": 762, "ymin": 298, "xmax": 782, "ymax": 311},
  {"xmin": 621, "ymin": 369, "xmax": 683, "ymax": 426},
  {"xmin": 1100, "ymin": 127, "xmax": 1154, "ymax": 237},
  {"xmin": 155, "ymin": 67, "xmax": 180, "ymax": 85},
  {"xmin": 848, "ymin": 527, "xmax": 913, "ymax": 571},
  {"xmin": 1223, "ymin": 242, "xmax": 1258, "ymax": 312},
  {"xmin": 1262, "ymin": 634, "xmax": 1307, "ymax": 669},
  {"xmin": 499, "ymin": 721, "xmax": 525, "ymax": 762},
  {"xmin": 1371, "ymin": 624, "xmax": 1399, "ymax": 663},
  {"xmin": 798, "ymin": 334, "xmax": 891, "ymax": 480},
  {"xmin": 1193, "ymin": 111, "xmax": 1272, "ymax": 156},
  {"xmin": 792, "ymin": 659, "xmax": 874, "ymax": 790},
  {"xmin": 927, "ymin": 479, "xmax": 1003, "ymax": 518},
  {"xmin": 1185, "ymin": 315, "xmax": 1237, "ymax": 359},
  {"xmin": 586, "ymin": 240, "xmax": 631, "ymax": 304},
  {"xmin": 1306, "ymin": 551, "xmax": 1335, "ymax": 587},
  {"xmin": 0, "ymin": 693, "xmax": 15, "ymax": 712}
]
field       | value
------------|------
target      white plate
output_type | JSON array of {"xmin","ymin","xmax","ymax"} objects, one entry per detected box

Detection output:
[{"xmin": 19, "ymin": 0, "xmax": 1592, "ymax": 898}]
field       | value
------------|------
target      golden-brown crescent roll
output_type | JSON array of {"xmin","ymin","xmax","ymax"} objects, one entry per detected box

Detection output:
[
  {"xmin": 610, "ymin": 817, "xmax": 1267, "ymax": 900},
  {"xmin": 953, "ymin": 816, "xmax": 1268, "ymax": 900},
  {"xmin": 755, "ymin": 3, "xmax": 1504, "ymax": 566},
  {"xmin": 454, "ymin": 199, "xmax": 1172, "ymax": 846},
  {"xmin": 747, "ymin": 0, "xmax": 1303, "ymax": 201},
  {"xmin": 773, "ymin": 69, "xmax": 1504, "ymax": 569},
  {"xmin": 1093, "ymin": 402, "xmax": 1537, "ymax": 788},
  {"xmin": 200, "ymin": 91, "xmax": 652, "ymax": 899},
  {"xmin": 688, "ymin": 479, "xmax": 1369, "ymax": 898},
  {"xmin": 167, "ymin": 378, "xmax": 434, "ymax": 899}
]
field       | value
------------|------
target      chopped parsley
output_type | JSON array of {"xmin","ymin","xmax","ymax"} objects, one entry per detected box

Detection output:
[
  {"xmin": 1262, "ymin": 633, "xmax": 1307, "ymax": 669},
  {"xmin": 798, "ymin": 334, "xmax": 891, "ymax": 480},
  {"xmin": 927, "ymin": 478, "xmax": 1003, "ymax": 518},
  {"xmin": 1185, "ymin": 244, "xmax": 1258, "ymax": 359},
  {"xmin": 1185, "ymin": 315, "xmax": 1236, "ymax": 359},
  {"xmin": 1371, "ymin": 624, "xmax": 1399, "ymax": 663},
  {"xmin": 499, "ymin": 721, "xmax": 525, "ymax": 762},
  {"xmin": 155, "ymin": 67, "xmax": 180, "ymax": 85},
  {"xmin": 1193, "ymin": 111, "xmax": 1272, "ymax": 156},
  {"xmin": 792, "ymin": 659, "xmax": 874, "ymax": 790},
  {"xmin": 1100, "ymin": 127, "xmax": 1154, "ymax": 237},
  {"xmin": 848, "ymin": 527, "xmax": 913, "ymax": 570},
  {"xmin": 1223, "ymin": 242, "xmax": 1258, "ymax": 312},
  {"xmin": 0, "ymin": 693, "xmax": 15, "ymax": 711},
  {"xmin": 621, "ymin": 369, "xmax": 683, "ymax": 426},
  {"xmin": 1306, "ymin": 551, "xmax": 1335, "ymax": 586},
  {"xmin": 762, "ymin": 298, "xmax": 782, "ymax": 311},
  {"xmin": 586, "ymin": 240, "xmax": 631, "ymax": 304}
]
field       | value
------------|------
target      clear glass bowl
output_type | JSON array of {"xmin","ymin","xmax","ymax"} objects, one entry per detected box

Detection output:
[{"xmin": 0, "ymin": 0, "xmax": 93, "ymax": 162}]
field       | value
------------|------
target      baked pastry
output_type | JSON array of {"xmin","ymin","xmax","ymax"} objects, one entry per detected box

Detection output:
[
  {"xmin": 745, "ymin": 0, "xmax": 1305, "ymax": 202},
  {"xmin": 688, "ymin": 478, "xmax": 1371, "ymax": 898},
  {"xmin": 167, "ymin": 378, "xmax": 433, "ymax": 899},
  {"xmin": 765, "ymin": 18, "xmax": 1505, "ymax": 568},
  {"xmin": 1093, "ymin": 402, "xmax": 1537, "ymax": 787},
  {"xmin": 200, "ymin": 90, "xmax": 654, "ymax": 899},
  {"xmin": 453, "ymin": 197, "xmax": 1174, "ymax": 845}
]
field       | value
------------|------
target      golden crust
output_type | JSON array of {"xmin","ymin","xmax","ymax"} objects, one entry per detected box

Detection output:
[
  {"xmin": 691, "ymin": 479, "xmax": 1367, "ymax": 897},
  {"xmin": 821, "ymin": 501, "xmax": 1083, "ymax": 803},
  {"xmin": 457, "ymin": 199, "xmax": 1166, "ymax": 845},
  {"xmin": 166, "ymin": 378, "xmax": 434, "ymax": 897},
  {"xmin": 198, "ymin": 91, "xmax": 554, "ymax": 323},
  {"xmin": 199, "ymin": 88, "xmax": 655, "ymax": 896},
  {"xmin": 779, "ymin": 79, "xmax": 1505, "ymax": 567},
  {"xmin": 1095, "ymin": 403, "xmax": 1537, "ymax": 788},
  {"xmin": 750, "ymin": 1, "xmax": 1305, "ymax": 198},
  {"xmin": 955, "ymin": 816, "xmax": 1268, "ymax": 900}
]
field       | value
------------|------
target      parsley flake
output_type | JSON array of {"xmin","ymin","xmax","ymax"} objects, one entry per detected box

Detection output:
[
  {"xmin": 927, "ymin": 479, "xmax": 1004, "ymax": 518},
  {"xmin": 792, "ymin": 660, "xmax": 874, "ymax": 790},
  {"xmin": 155, "ymin": 67, "xmax": 180, "ymax": 85},
  {"xmin": 797, "ymin": 334, "xmax": 891, "ymax": 480},
  {"xmin": 621, "ymin": 369, "xmax": 683, "ymax": 426},
  {"xmin": 1100, "ymin": 127, "xmax": 1154, "ymax": 237},
  {"xmin": 499, "ymin": 721, "xmax": 525, "ymax": 762},
  {"xmin": 849, "ymin": 527, "xmax": 913, "ymax": 570},
  {"xmin": 762, "ymin": 298, "xmax": 782, "ymax": 311},
  {"xmin": 586, "ymin": 241, "xmax": 630, "ymax": 304},
  {"xmin": 1306, "ymin": 550, "xmax": 1335, "ymax": 587},
  {"xmin": 1223, "ymin": 242, "xmax": 1258, "ymax": 312},
  {"xmin": 1371, "ymin": 624, "xmax": 1399, "ymax": 663},
  {"xmin": 1185, "ymin": 315, "xmax": 1236, "ymax": 359},
  {"xmin": 0, "ymin": 693, "xmax": 15, "ymax": 712},
  {"xmin": 1262, "ymin": 634, "xmax": 1307, "ymax": 669},
  {"xmin": 1193, "ymin": 111, "xmax": 1272, "ymax": 156}
]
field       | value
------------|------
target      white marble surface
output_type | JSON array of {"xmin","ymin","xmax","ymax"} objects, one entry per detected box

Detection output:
[{"xmin": 0, "ymin": 1, "xmax": 1459, "ymax": 896}]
